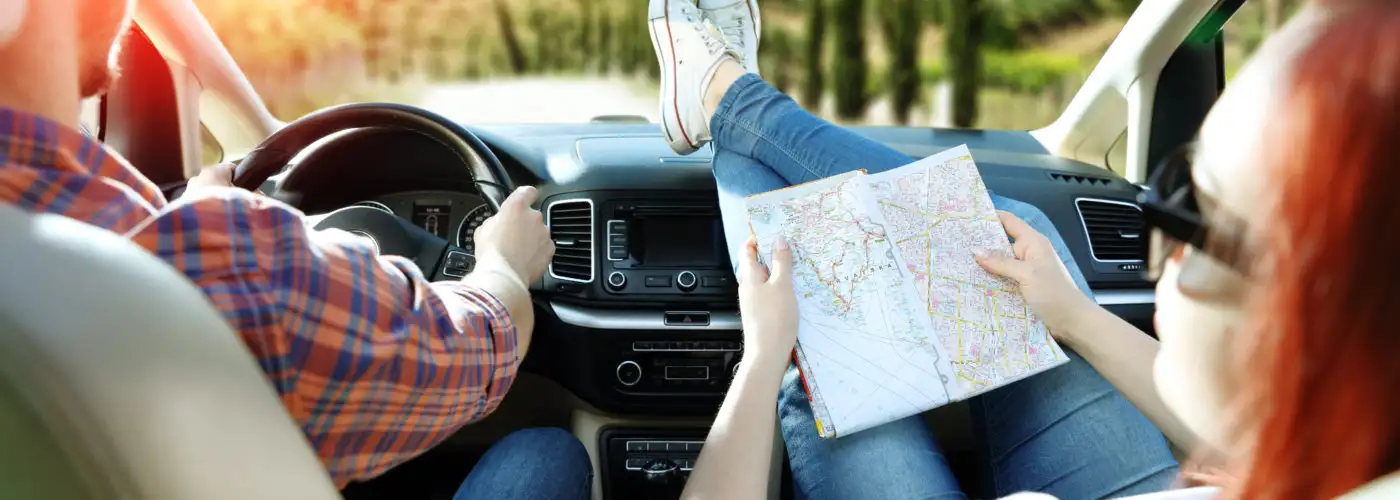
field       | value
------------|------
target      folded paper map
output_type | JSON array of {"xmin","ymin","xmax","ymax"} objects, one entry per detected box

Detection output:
[{"xmin": 745, "ymin": 145, "xmax": 1068, "ymax": 438}]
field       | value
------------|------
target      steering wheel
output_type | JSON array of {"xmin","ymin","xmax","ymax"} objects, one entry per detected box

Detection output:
[{"xmin": 232, "ymin": 102, "xmax": 514, "ymax": 280}]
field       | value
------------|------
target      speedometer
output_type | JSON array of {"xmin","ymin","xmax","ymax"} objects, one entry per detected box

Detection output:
[{"xmin": 456, "ymin": 204, "xmax": 496, "ymax": 254}]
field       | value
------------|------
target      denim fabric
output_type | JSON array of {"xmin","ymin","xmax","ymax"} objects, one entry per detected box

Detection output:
[
  {"xmin": 452, "ymin": 428, "xmax": 592, "ymax": 500},
  {"xmin": 710, "ymin": 73, "xmax": 1177, "ymax": 499}
]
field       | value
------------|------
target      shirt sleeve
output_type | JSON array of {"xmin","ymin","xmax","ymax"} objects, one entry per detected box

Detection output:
[{"xmin": 132, "ymin": 190, "xmax": 522, "ymax": 485}]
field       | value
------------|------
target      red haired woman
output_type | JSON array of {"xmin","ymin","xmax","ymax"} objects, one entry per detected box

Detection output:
[
  {"xmin": 970, "ymin": 1, "xmax": 1400, "ymax": 497},
  {"xmin": 677, "ymin": 1, "xmax": 1400, "ymax": 499}
]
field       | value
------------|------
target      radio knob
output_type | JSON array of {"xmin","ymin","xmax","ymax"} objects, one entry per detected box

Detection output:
[
  {"xmin": 676, "ymin": 271, "xmax": 697, "ymax": 291},
  {"xmin": 607, "ymin": 271, "xmax": 627, "ymax": 291},
  {"xmin": 616, "ymin": 360, "xmax": 642, "ymax": 386}
]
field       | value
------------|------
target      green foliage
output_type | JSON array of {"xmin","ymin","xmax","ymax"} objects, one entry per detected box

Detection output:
[
  {"xmin": 761, "ymin": 28, "xmax": 799, "ymax": 94},
  {"xmin": 201, "ymin": 0, "xmax": 1122, "ymax": 123},
  {"xmin": 830, "ymin": 0, "xmax": 868, "ymax": 120},
  {"xmin": 982, "ymin": 51, "xmax": 1081, "ymax": 93}
]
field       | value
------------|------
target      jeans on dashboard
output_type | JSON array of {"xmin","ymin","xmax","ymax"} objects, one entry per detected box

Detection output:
[
  {"xmin": 451, "ymin": 428, "xmax": 592, "ymax": 500},
  {"xmin": 709, "ymin": 73, "xmax": 1178, "ymax": 499}
]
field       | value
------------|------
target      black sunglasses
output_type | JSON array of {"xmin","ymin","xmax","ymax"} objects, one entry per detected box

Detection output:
[{"xmin": 1136, "ymin": 143, "xmax": 1252, "ymax": 283}]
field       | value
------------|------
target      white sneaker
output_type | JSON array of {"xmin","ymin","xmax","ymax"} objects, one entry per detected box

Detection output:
[
  {"xmin": 699, "ymin": 0, "xmax": 761, "ymax": 75},
  {"xmin": 649, "ymin": 0, "xmax": 740, "ymax": 155}
]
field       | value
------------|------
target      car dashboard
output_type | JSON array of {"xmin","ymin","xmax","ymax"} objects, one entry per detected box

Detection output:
[{"xmin": 298, "ymin": 123, "xmax": 1154, "ymax": 498}]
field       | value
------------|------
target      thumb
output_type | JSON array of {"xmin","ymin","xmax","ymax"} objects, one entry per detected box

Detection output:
[
  {"xmin": 767, "ymin": 235, "xmax": 793, "ymax": 284},
  {"xmin": 972, "ymin": 248, "xmax": 1027, "ymax": 282},
  {"xmin": 503, "ymin": 186, "xmax": 538, "ymax": 211},
  {"xmin": 737, "ymin": 237, "xmax": 768, "ymax": 285}
]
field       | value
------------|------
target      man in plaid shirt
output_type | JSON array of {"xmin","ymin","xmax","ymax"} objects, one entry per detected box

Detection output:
[{"xmin": 0, "ymin": 0, "xmax": 591, "ymax": 497}]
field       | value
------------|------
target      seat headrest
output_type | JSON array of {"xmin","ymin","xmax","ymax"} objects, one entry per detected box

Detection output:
[{"xmin": 0, "ymin": 204, "xmax": 340, "ymax": 499}]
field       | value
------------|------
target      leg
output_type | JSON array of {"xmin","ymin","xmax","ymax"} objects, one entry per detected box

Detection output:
[
  {"xmin": 972, "ymin": 197, "xmax": 1178, "ymax": 498},
  {"xmin": 695, "ymin": 15, "xmax": 1176, "ymax": 497},
  {"xmin": 710, "ymin": 73, "xmax": 916, "ymax": 184},
  {"xmin": 716, "ymin": 149, "xmax": 966, "ymax": 500},
  {"xmin": 452, "ymin": 428, "xmax": 592, "ymax": 500},
  {"xmin": 714, "ymin": 145, "xmax": 1177, "ymax": 499}
]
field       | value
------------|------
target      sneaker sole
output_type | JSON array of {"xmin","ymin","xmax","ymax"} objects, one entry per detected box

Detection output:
[{"xmin": 649, "ymin": 0, "xmax": 700, "ymax": 155}]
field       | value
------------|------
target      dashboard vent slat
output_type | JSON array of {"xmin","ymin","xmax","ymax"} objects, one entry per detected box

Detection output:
[
  {"xmin": 1075, "ymin": 198, "xmax": 1146, "ymax": 262},
  {"xmin": 548, "ymin": 199, "xmax": 594, "ymax": 283},
  {"xmin": 1048, "ymin": 172, "xmax": 1113, "ymax": 187}
]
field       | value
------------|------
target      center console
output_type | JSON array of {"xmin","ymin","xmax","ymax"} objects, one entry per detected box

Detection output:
[
  {"xmin": 600, "ymin": 199, "xmax": 735, "ymax": 296},
  {"xmin": 533, "ymin": 190, "xmax": 743, "ymax": 498},
  {"xmin": 536, "ymin": 190, "xmax": 743, "ymax": 411}
]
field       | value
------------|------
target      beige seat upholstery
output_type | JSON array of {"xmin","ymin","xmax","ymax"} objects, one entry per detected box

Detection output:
[{"xmin": 0, "ymin": 204, "xmax": 340, "ymax": 500}]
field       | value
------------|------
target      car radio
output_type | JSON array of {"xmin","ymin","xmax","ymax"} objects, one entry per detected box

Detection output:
[{"xmin": 600, "ymin": 199, "xmax": 737, "ymax": 296}]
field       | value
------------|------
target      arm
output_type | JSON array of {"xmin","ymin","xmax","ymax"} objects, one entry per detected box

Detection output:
[
  {"xmin": 682, "ymin": 237, "xmax": 797, "ymax": 500},
  {"xmin": 159, "ymin": 184, "xmax": 552, "ymax": 485},
  {"xmin": 974, "ymin": 211, "xmax": 1209, "ymax": 460},
  {"xmin": 1056, "ymin": 300, "xmax": 1206, "ymax": 458}
]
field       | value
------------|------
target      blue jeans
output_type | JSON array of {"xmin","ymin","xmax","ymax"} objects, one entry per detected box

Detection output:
[
  {"xmin": 710, "ymin": 74, "xmax": 1177, "ymax": 499},
  {"xmin": 452, "ymin": 428, "xmax": 591, "ymax": 500}
]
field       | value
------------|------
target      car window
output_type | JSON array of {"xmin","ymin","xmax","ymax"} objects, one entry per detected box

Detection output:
[
  {"xmin": 1224, "ymin": 0, "xmax": 1304, "ymax": 82},
  {"xmin": 199, "ymin": 123, "xmax": 224, "ymax": 168},
  {"xmin": 79, "ymin": 98, "xmax": 102, "ymax": 139},
  {"xmin": 195, "ymin": 0, "xmax": 1137, "ymax": 130}
]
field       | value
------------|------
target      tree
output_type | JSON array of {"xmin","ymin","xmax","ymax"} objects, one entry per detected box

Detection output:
[
  {"xmin": 880, "ymin": 0, "xmax": 923, "ymax": 124},
  {"xmin": 830, "ymin": 0, "xmax": 867, "ymax": 120},
  {"xmin": 1263, "ymin": 0, "xmax": 1282, "ymax": 32},
  {"xmin": 943, "ymin": 0, "xmax": 984, "ymax": 127},
  {"xmin": 596, "ymin": 6, "xmax": 614, "ymax": 72},
  {"xmin": 802, "ymin": 0, "xmax": 826, "ymax": 105},
  {"xmin": 493, "ymin": 0, "xmax": 528, "ymax": 74}
]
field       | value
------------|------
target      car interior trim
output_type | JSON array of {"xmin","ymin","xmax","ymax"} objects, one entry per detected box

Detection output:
[
  {"xmin": 1074, "ymin": 196, "xmax": 1148, "ymax": 263},
  {"xmin": 551, "ymin": 302, "xmax": 742, "ymax": 331},
  {"xmin": 1093, "ymin": 289, "xmax": 1156, "ymax": 306},
  {"xmin": 546, "ymin": 198, "xmax": 596, "ymax": 284}
]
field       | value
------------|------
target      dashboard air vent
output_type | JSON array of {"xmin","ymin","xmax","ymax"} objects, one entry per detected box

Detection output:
[
  {"xmin": 548, "ymin": 199, "xmax": 594, "ymax": 283},
  {"xmin": 1049, "ymin": 172, "xmax": 1112, "ymax": 187},
  {"xmin": 1075, "ymin": 198, "xmax": 1146, "ymax": 262}
]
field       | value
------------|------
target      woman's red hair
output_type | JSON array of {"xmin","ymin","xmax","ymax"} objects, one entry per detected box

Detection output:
[{"xmin": 1237, "ymin": 2, "xmax": 1400, "ymax": 497}]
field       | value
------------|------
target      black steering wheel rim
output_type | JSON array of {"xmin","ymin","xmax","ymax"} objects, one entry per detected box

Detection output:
[{"xmin": 232, "ymin": 102, "xmax": 513, "ymax": 209}]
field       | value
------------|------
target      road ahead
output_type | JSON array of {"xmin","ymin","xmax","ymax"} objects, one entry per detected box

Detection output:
[{"xmin": 415, "ymin": 77, "xmax": 659, "ymax": 124}]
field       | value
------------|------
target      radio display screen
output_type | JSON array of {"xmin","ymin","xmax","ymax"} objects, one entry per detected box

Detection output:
[{"xmin": 635, "ymin": 216, "xmax": 726, "ymax": 268}]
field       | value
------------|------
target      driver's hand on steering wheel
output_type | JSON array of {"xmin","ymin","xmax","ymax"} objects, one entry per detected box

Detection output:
[
  {"xmin": 187, "ymin": 162, "xmax": 263, "ymax": 197},
  {"xmin": 471, "ymin": 186, "xmax": 555, "ymax": 284}
]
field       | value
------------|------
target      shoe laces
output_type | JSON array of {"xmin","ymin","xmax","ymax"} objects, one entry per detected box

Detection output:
[
  {"xmin": 679, "ymin": 4, "xmax": 727, "ymax": 56},
  {"xmin": 714, "ymin": 14, "xmax": 746, "ymax": 54}
]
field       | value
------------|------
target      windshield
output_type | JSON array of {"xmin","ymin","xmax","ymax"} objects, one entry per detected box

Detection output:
[{"xmin": 199, "ymin": 0, "xmax": 1149, "ymax": 128}]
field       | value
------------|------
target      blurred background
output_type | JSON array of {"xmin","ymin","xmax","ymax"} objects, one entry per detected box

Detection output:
[{"xmin": 195, "ymin": 0, "xmax": 1304, "ymax": 130}]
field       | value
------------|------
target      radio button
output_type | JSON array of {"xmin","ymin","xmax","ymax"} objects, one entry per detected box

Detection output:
[
  {"xmin": 607, "ymin": 272, "xmax": 627, "ymax": 291},
  {"xmin": 645, "ymin": 275, "xmax": 672, "ymax": 287},
  {"xmin": 676, "ymin": 271, "xmax": 698, "ymax": 291},
  {"xmin": 616, "ymin": 361, "xmax": 642, "ymax": 386},
  {"xmin": 701, "ymin": 275, "xmax": 732, "ymax": 288}
]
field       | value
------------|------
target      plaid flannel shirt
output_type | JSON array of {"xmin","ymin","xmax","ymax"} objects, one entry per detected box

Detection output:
[{"xmin": 0, "ymin": 109, "xmax": 521, "ymax": 486}]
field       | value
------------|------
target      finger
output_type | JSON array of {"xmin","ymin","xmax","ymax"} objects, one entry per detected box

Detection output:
[
  {"xmin": 502, "ymin": 186, "xmax": 538, "ymax": 211},
  {"xmin": 767, "ymin": 235, "xmax": 793, "ymax": 284},
  {"xmin": 737, "ymin": 237, "xmax": 768, "ymax": 285},
  {"xmin": 206, "ymin": 162, "xmax": 235, "ymax": 180},
  {"xmin": 995, "ymin": 210, "xmax": 1037, "ymax": 241},
  {"xmin": 972, "ymin": 248, "xmax": 1027, "ymax": 282},
  {"xmin": 1011, "ymin": 237, "xmax": 1032, "ymax": 260}
]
